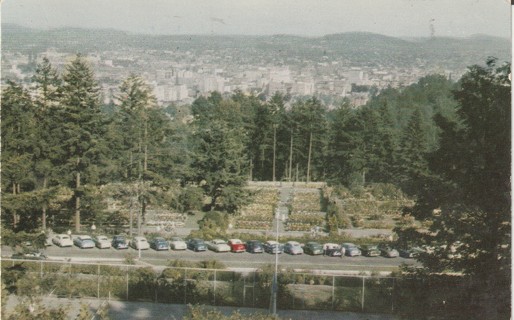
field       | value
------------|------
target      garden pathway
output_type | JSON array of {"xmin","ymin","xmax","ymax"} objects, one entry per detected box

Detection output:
[{"xmin": 272, "ymin": 184, "xmax": 293, "ymax": 234}]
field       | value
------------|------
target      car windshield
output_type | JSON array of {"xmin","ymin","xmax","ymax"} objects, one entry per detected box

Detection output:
[
  {"xmin": 171, "ymin": 237, "xmax": 183, "ymax": 241},
  {"xmin": 62, "ymin": 236, "xmax": 70, "ymax": 240},
  {"xmin": 231, "ymin": 240, "xmax": 242, "ymax": 244},
  {"xmin": 98, "ymin": 237, "xmax": 108, "ymax": 241}
]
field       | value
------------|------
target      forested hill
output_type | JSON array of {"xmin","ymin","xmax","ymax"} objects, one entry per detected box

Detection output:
[{"xmin": 2, "ymin": 24, "xmax": 510, "ymax": 69}]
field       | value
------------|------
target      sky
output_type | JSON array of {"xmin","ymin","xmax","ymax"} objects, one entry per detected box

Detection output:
[{"xmin": 1, "ymin": 0, "xmax": 511, "ymax": 38}]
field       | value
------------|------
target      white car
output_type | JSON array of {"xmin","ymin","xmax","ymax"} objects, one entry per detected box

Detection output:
[
  {"xmin": 93, "ymin": 235, "xmax": 112, "ymax": 249},
  {"xmin": 169, "ymin": 237, "xmax": 187, "ymax": 250},
  {"xmin": 206, "ymin": 239, "xmax": 231, "ymax": 252},
  {"xmin": 130, "ymin": 236, "xmax": 150, "ymax": 250},
  {"xmin": 52, "ymin": 234, "xmax": 73, "ymax": 247}
]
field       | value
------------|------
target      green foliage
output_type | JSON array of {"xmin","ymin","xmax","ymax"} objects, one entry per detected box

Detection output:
[
  {"xmin": 177, "ymin": 186, "xmax": 204, "ymax": 212},
  {"xmin": 396, "ymin": 59, "xmax": 511, "ymax": 320},
  {"xmin": 184, "ymin": 305, "xmax": 281, "ymax": 320},
  {"xmin": 198, "ymin": 260, "xmax": 226, "ymax": 270},
  {"xmin": 5, "ymin": 297, "xmax": 69, "ymax": 320}
]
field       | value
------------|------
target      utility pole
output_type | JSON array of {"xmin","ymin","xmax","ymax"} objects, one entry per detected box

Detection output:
[{"xmin": 273, "ymin": 124, "xmax": 277, "ymax": 182}]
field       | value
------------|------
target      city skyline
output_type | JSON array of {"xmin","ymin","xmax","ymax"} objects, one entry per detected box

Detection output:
[{"xmin": 2, "ymin": 0, "xmax": 511, "ymax": 38}]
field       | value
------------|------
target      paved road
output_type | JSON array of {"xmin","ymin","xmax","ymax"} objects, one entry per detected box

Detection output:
[{"xmin": 2, "ymin": 245, "xmax": 417, "ymax": 272}]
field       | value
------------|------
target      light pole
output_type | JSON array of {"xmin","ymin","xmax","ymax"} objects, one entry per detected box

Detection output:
[{"xmin": 271, "ymin": 208, "xmax": 280, "ymax": 317}]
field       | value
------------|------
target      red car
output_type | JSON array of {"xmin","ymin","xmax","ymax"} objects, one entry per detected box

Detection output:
[{"xmin": 228, "ymin": 239, "xmax": 246, "ymax": 253}]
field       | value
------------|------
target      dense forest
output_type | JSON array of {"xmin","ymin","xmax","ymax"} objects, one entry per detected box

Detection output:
[{"xmin": 1, "ymin": 55, "xmax": 511, "ymax": 318}]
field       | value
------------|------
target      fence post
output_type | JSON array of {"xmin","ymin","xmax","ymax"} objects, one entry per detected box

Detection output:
[
  {"xmin": 331, "ymin": 275, "xmax": 335, "ymax": 310},
  {"xmin": 97, "ymin": 264, "xmax": 100, "ymax": 299},
  {"xmin": 155, "ymin": 273, "xmax": 158, "ymax": 303},
  {"xmin": 126, "ymin": 266, "xmax": 129, "ymax": 300},
  {"xmin": 183, "ymin": 268, "xmax": 187, "ymax": 305},
  {"xmin": 213, "ymin": 269, "xmax": 217, "ymax": 306},
  {"xmin": 243, "ymin": 276, "xmax": 246, "ymax": 306},
  {"xmin": 361, "ymin": 276, "xmax": 365, "ymax": 312}
]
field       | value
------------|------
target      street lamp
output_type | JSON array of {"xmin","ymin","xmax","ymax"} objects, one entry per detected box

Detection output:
[{"xmin": 271, "ymin": 208, "xmax": 280, "ymax": 317}]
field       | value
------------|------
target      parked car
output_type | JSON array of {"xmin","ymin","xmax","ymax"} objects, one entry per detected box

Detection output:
[
  {"xmin": 263, "ymin": 240, "xmax": 283, "ymax": 254},
  {"xmin": 52, "ymin": 234, "xmax": 73, "ymax": 247},
  {"xmin": 74, "ymin": 235, "xmax": 95, "ymax": 249},
  {"xmin": 304, "ymin": 242, "xmax": 323, "ymax": 255},
  {"xmin": 93, "ymin": 235, "xmax": 111, "ymax": 249},
  {"xmin": 130, "ymin": 236, "xmax": 150, "ymax": 250},
  {"xmin": 283, "ymin": 241, "xmax": 304, "ymax": 255},
  {"xmin": 323, "ymin": 243, "xmax": 343, "ymax": 257},
  {"xmin": 378, "ymin": 243, "xmax": 399, "ymax": 258},
  {"xmin": 169, "ymin": 237, "xmax": 187, "ymax": 250},
  {"xmin": 187, "ymin": 238, "xmax": 207, "ymax": 252},
  {"xmin": 360, "ymin": 244, "xmax": 380, "ymax": 257},
  {"xmin": 150, "ymin": 237, "xmax": 170, "ymax": 251},
  {"xmin": 112, "ymin": 235, "xmax": 129, "ymax": 250},
  {"xmin": 11, "ymin": 251, "xmax": 47, "ymax": 260},
  {"xmin": 342, "ymin": 243, "xmax": 361, "ymax": 257},
  {"xmin": 228, "ymin": 239, "xmax": 246, "ymax": 253},
  {"xmin": 206, "ymin": 239, "xmax": 231, "ymax": 252},
  {"xmin": 246, "ymin": 240, "xmax": 264, "ymax": 253},
  {"xmin": 399, "ymin": 247, "xmax": 425, "ymax": 258}
]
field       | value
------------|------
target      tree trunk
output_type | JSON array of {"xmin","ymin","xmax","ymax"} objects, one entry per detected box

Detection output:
[
  {"xmin": 273, "ymin": 125, "xmax": 277, "ymax": 182},
  {"xmin": 42, "ymin": 177, "xmax": 48, "ymax": 230},
  {"xmin": 75, "ymin": 158, "xmax": 81, "ymax": 232},
  {"xmin": 289, "ymin": 128, "xmax": 293, "ymax": 181},
  {"xmin": 307, "ymin": 131, "xmax": 313, "ymax": 183},
  {"xmin": 12, "ymin": 183, "xmax": 17, "ymax": 229}
]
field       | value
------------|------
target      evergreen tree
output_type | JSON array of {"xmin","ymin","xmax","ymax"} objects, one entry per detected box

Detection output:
[
  {"xmin": 191, "ymin": 93, "xmax": 248, "ymax": 212},
  {"xmin": 56, "ymin": 54, "xmax": 104, "ymax": 231},
  {"xmin": 31, "ymin": 57, "xmax": 63, "ymax": 230},
  {"xmin": 396, "ymin": 108, "xmax": 431, "ymax": 194},
  {"xmin": 397, "ymin": 59, "xmax": 511, "ymax": 319},
  {"xmin": 1, "ymin": 81, "xmax": 37, "ymax": 229}
]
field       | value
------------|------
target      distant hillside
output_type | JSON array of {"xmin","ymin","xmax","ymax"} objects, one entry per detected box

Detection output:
[{"xmin": 2, "ymin": 24, "xmax": 510, "ymax": 69}]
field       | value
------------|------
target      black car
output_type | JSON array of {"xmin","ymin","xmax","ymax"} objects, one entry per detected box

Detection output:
[
  {"xmin": 187, "ymin": 238, "xmax": 207, "ymax": 252},
  {"xmin": 399, "ymin": 247, "xmax": 424, "ymax": 258},
  {"xmin": 150, "ymin": 237, "xmax": 170, "ymax": 251},
  {"xmin": 246, "ymin": 240, "xmax": 264, "ymax": 253},
  {"xmin": 112, "ymin": 235, "xmax": 129, "ymax": 250},
  {"xmin": 360, "ymin": 244, "xmax": 380, "ymax": 257},
  {"xmin": 304, "ymin": 242, "xmax": 323, "ymax": 255}
]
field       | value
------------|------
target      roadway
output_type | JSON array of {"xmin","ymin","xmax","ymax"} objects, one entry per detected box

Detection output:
[{"xmin": 2, "ymin": 245, "xmax": 418, "ymax": 272}]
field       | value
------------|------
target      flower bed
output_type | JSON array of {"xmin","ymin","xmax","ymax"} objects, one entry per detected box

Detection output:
[
  {"xmin": 285, "ymin": 212, "xmax": 325, "ymax": 231},
  {"xmin": 234, "ymin": 188, "xmax": 278, "ymax": 230},
  {"xmin": 290, "ymin": 191, "xmax": 322, "ymax": 213}
]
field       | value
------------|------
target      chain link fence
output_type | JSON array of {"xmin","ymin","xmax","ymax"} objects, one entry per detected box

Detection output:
[{"xmin": 2, "ymin": 259, "xmax": 473, "ymax": 317}]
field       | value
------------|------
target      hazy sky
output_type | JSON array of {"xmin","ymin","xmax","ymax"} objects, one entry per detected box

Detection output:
[{"xmin": 2, "ymin": 0, "xmax": 511, "ymax": 38}]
